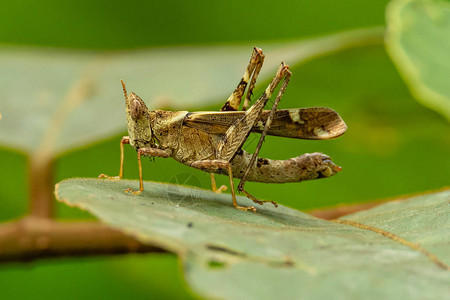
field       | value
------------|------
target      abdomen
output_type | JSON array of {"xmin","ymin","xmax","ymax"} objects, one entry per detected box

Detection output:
[{"xmin": 229, "ymin": 150, "xmax": 341, "ymax": 183}]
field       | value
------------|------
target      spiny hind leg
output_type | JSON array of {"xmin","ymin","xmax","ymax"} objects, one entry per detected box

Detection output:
[
  {"xmin": 238, "ymin": 64, "xmax": 292, "ymax": 193},
  {"xmin": 239, "ymin": 188, "xmax": 278, "ymax": 207},
  {"xmin": 191, "ymin": 160, "xmax": 256, "ymax": 212},
  {"xmin": 218, "ymin": 63, "xmax": 291, "ymax": 162},
  {"xmin": 124, "ymin": 147, "xmax": 171, "ymax": 195},
  {"xmin": 210, "ymin": 173, "xmax": 227, "ymax": 193},
  {"xmin": 99, "ymin": 136, "xmax": 130, "ymax": 180},
  {"xmin": 221, "ymin": 47, "xmax": 265, "ymax": 111},
  {"xmin": 242, "ymin": 48, "xmax": 265, "ymax": 111}
]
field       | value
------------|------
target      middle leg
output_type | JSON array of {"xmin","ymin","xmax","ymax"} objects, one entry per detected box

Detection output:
[
  {"xmin": 210, "ymin": 173, "xmax": 227, "ymax": 193},
  {"xmin": 192, "ymin": 160, "xmax": 256, "ymax": 212}
]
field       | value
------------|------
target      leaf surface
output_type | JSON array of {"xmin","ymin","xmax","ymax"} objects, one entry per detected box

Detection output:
[{"xmin": 55, "ymin": 178, "xmax": 450, "ymax": 300}]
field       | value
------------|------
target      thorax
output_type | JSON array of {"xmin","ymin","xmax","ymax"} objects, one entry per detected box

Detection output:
[{"xmin": 150, "ymin": 110, "xmax": 221, "ymax": 164}]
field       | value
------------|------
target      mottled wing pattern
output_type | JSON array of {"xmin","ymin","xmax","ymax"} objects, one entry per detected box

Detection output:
[
  {"xmin": 184, "ymin": 111, "xmax": 242, "ymax": 134},
  {"xmin": 184, "ymin": 108, "xmax": 347, "ymax": 140},
  {"xmin": 216, "ymin": 99, "xmax": 269, "ymax": 161},
  {"xmin": 257, "ymin": 107, "xmax": 347, "ymax": 140}
]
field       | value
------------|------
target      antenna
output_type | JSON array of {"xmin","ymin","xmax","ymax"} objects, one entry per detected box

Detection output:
[{"xmin": 120, "ymin": 79, "xmax": 127, "ymax": 101}]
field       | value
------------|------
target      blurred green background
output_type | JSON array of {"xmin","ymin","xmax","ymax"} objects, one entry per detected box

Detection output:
[{"xmin": 0, "ymin": 0, "xmax": 448, "ymax": 299}]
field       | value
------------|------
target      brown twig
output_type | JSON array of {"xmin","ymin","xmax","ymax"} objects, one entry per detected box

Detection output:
[
  {"xmin": 29, "ymin": 154, "xmax": 55, "ymax": 219},
  {"xmin": 0, "ymin": 217, "xmax": 165, "ymax": 263},
  {"xmin": 29, "ymin": 75, "xmax": 95, "ymax": 219}
]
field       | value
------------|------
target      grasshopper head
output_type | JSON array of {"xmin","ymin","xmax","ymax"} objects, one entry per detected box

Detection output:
[{"xmin": 121, "ymin": 80, "xmax": 154, "ymax": 150}]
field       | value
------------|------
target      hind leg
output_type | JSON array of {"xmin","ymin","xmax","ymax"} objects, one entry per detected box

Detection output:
[
  {"xmin": 240, "ymin": 188, "xmax": 278, "ymax": 207},
  {"xmin": 237, "ymin": 65, "xmax": 292, "ymax": 195},
  {"xmin": 211, "ymin": 47, "xmax": 266, "ymax": 189},
  {"xmin": 221, "ymin": 47, "xmax": 265, "ymax": 111}
]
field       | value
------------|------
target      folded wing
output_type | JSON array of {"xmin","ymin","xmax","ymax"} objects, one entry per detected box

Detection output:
[{"xmin": 184, "ymin": 108, "xmax": 347, "ymax": 140}]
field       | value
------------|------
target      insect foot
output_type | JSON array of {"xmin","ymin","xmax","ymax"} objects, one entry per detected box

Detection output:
[
  {"xmin": 235, "ymin": 204, "xmax": 257, "ymax": 212},
  {"xmin": 124, "ymin": 188, "xmax": 142, "ymax": 195},
  {"xmin": 213, "ymin": 185, "xmax": 227, "ymax": 193},
  {"xmin": 98, "ymin": 174, "xmax": 121, "ymax": 181},
  {"xmin": 239, "ymin": 189, "xmax": 279, "ymax": 208},
  {"xmin": 210, "ymin": 174, "xmax": 228, "ymax": 193}
]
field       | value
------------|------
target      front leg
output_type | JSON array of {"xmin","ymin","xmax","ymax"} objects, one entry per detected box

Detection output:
[
  {"xmin": 191, "ymin": 160, "xmax": 256, "ymax": 212},
  {"xmin": 99, "ymin": 136, "xmax": 130, "ymax": 180},
  {"xmin": 125, "ymin": 147, "xmax": 172, "ymax": 195}
]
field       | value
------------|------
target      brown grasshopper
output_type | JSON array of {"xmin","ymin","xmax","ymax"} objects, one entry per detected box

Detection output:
[{"xmin": 100, "ymin": 47, "xmax": 347, "ymax": 212}]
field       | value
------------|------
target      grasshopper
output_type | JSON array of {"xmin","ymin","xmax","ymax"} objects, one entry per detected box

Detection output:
[{"xmin": 100, "ymin": 47, "xmax": 347, "ymax": 212}]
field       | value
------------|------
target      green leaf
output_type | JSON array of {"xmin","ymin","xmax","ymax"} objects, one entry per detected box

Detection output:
[
  {"xmin": 0, "ymin": 28, "xmax": 382, "ymax": 156},
  {"xmin": 55, "ymin": 178, "xmax": 450, "ymax": 299},
  {"xmin": 386, "ymin": 0, "xmax": 450, "ymax": 121}
]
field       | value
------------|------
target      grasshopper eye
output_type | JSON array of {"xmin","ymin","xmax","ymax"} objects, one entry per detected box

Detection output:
[{"xmin": 130, "ymin": 99, "xmax": 144, "ymax": 121}]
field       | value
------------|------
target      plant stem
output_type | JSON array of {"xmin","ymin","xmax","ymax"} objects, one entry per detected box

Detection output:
[
  {"xmin": 29, "ymin": 154, "xmax": 54, "ymax": 219},
  {"xmin": 0, "ymin": 217, "xmax": 165, "ymax": 263}
]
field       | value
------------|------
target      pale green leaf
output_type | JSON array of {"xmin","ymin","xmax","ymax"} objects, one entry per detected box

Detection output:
[
  {"xmin": 0, "ymin": 28, "xmax": 382, "ymax": 156},
  {"xmin": 55, "ymin": 178, "xmax": 450, "ymax": 300},
  {"xmin": 386, "ymin": 0, "xmax": 450, "ymax": 121}
]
